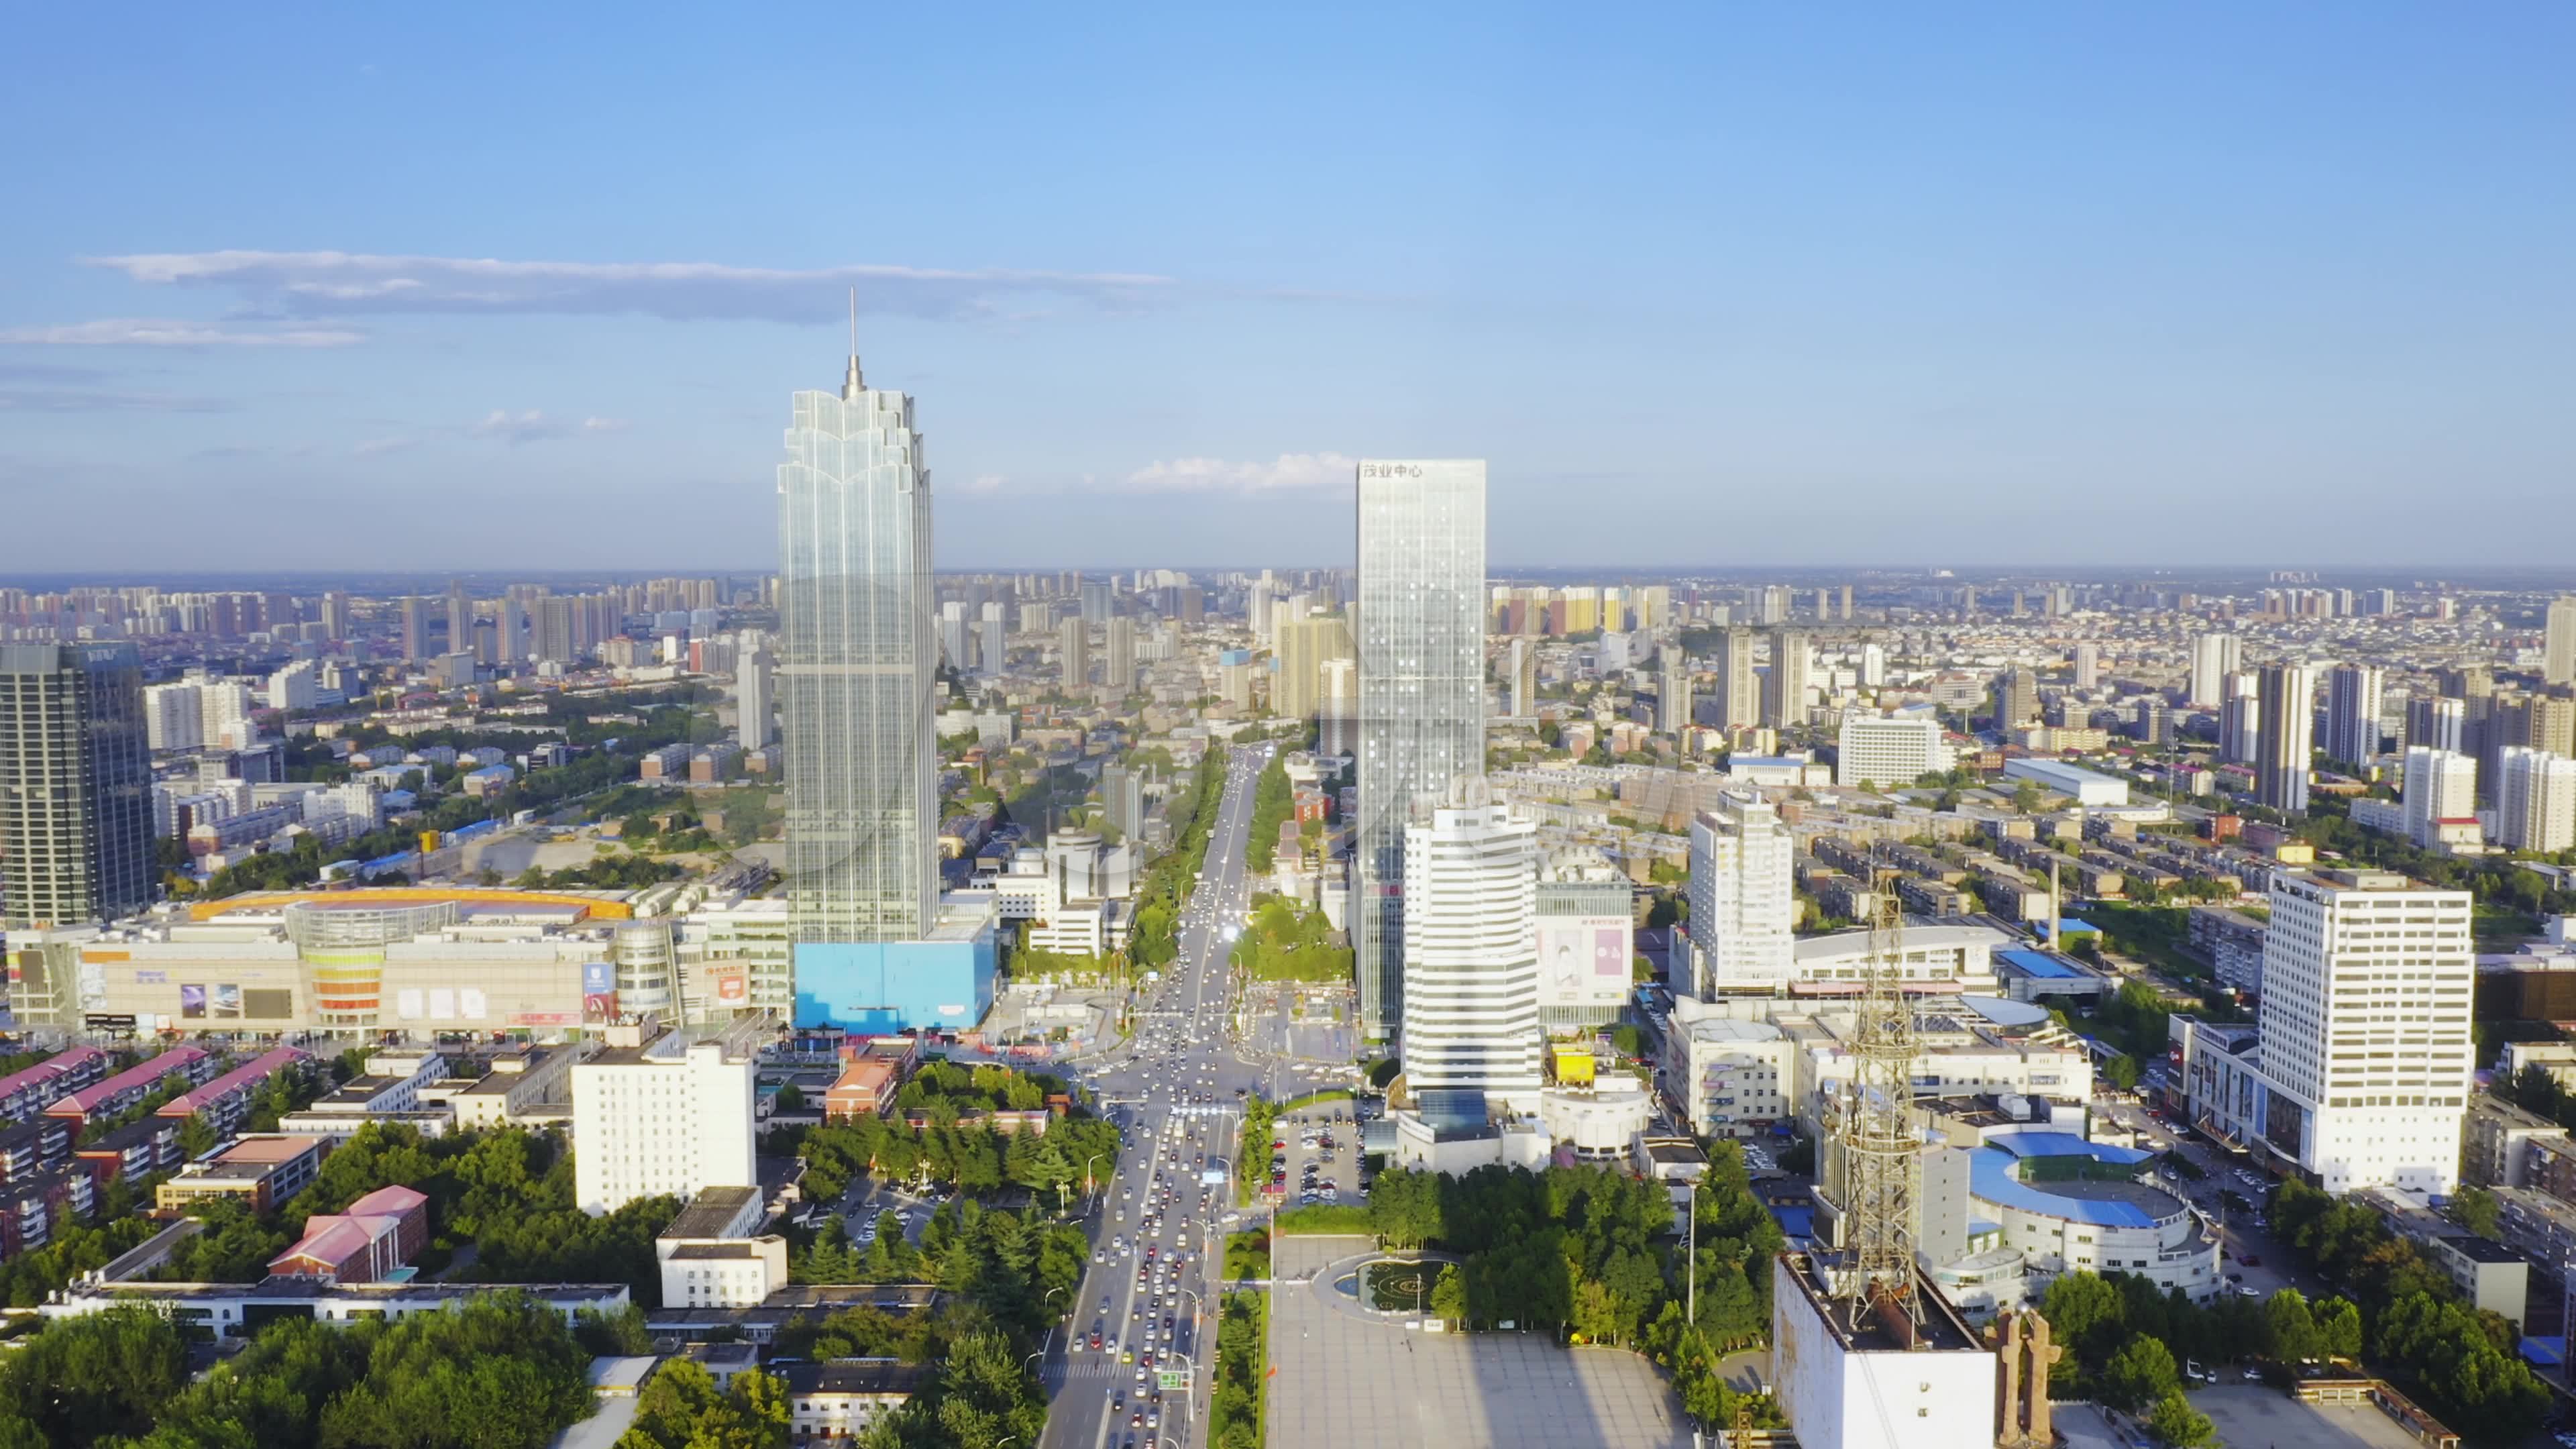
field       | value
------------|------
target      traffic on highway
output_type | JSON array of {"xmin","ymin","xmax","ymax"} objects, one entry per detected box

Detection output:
[{"xmin": 1038, "ymin": 740, "xmax": 1293, "ymax": 1449}]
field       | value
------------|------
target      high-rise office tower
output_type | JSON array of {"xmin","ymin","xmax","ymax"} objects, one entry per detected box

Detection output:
[
  {"xmin": 1659, "ymin": 645, "xmax": 1693, "ymax": 734},
  {"xmin": 2496, "ymin": 747, "xmax": 2576, "ymax": 853},
  {"xmin": 398, "ymin": 596, "xmax": 431, "ymax": 662},
  {"xmin": 2219, "ymin": 669, "xmax": 2261, "ymax": 765},
  {"xmin": 445, "ymin": 584, "xmax": 472, "ymax": 658},
  {"xmin": 1684, "ymin": 791, "xmax": 1794, "ymax": 996},
  {"xmin": 1104, "ymin": 616, "xmax": 1136, "ymax": 694},
  {"xmin": 2188, "ymin": 632, "xmax": 2241, "ymax": 709},
  {"xmin": 1988, "ymin": 666, "xmax": 2038, "ymax": 729},
  {"xmin": 2401, "ymin": 747, "xmax": 2477, "ymax": 848},
  {"xmin": 2072, "ymin": 642, "xmax": 2100, "ymax": 691},
  {"xmin": 319, "ymin": 590, "xmax": 351, "ymax": 643},
  {"xmin": 1713, "ymin": 627, "xmax": 1758, "ymax": 729},
  {"xmin": 2406, "ymin": 696, "xmax": 2465, "ymax": 755},
  {"xmin": 937, "ymin": 601, "xmax": 971, "ymax": 672},
  {"xmin": 977, "ymin": 602, "xmax": 1006, "ymax": 676},
  {"xmin": 737, "ymin": 635, "xmax": 775, "ymax": 749},
  {"xmin": 1399, "ymin": 787, "xmax": 1542, "ymax": 1106},
  {"xmin": 1760, "ymin": 627, "xmax": 1810, "ymax": 730},
  {"xmin": 2323, "ymin": 663, "xmax": 2383, "ymax": 766},
  {"xmin": 777, "ymin": 341, "xmax": 938, "ymax": 946},
  {"xmin": 1, "ymin": 643, "xmax": 153, "ymax": 930},
  {"xmin": 1058, "ymin": 617, "xmax": 1088, "ymax": 692},
  {"xmin": 2255, "ymin": 662, "xmax": 2316, "ymax": 813},
  {"xmin": 2255, "ymin": 868, "xmax": 2472, "ymax": 1194},
  {"xmin": 1079, "ymin": 578, "xmax": 1114, "ymax": 627},
  {"xmin": 1354, "ymin": 458, "xmax": 1487, "ymax": 1040},
  {"xmin": 2548, "ymin": 597, "xmax": 2576, "ymax": 688}
]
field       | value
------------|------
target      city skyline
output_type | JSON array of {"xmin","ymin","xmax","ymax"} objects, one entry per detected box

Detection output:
[{"xmin": 8, "ymin": 8, "xmax": 2576, "ymax": 571}]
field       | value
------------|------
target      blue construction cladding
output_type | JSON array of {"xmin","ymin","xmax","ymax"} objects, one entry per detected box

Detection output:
[
  {"xmin": 1987, "ymin": 1131, "xmax": 2152, "ymax": 1165},
  {"xmin": 794, "ymin": 936, "xmax": 995, "ymax": 1032},
  {"xmin": 1997, "ymin": 948, "xmax": 2081, "ymax": 979}
]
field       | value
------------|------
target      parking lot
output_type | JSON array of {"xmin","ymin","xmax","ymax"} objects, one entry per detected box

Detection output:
[
  {"xmin": 1265, "ymin": 1100, "xmax": 1363, "ymax": 1210},
  {"xmin": 1267, "ymin": 1235, "xmax": 1692, "ymax": 1449}
]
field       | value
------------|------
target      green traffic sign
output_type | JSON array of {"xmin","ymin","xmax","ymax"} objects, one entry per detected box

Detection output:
[{"xmin": 1159, "ymin": 1370, "xmax": 1188, "ymax": 1390}]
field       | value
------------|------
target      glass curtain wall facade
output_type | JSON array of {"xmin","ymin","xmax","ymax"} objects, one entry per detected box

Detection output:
[
  {"xmin": 1354, "ymin": 458, "xmax": 1487, "ymax": 1039},
  {"xmin": 0, "ymin": 642, "xmax": 152, "ymax": 929},
  {"xmin": 777, "ymin": 360, "xmax": 938, "ymax": 946}
]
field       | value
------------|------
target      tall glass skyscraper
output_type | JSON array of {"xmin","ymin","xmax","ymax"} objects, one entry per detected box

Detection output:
[
  {"xmin": 778, "ymin": 349, "xmax": 938, "ymax": 946},
  {"xmin": 0, "ymin": 642, "xmax": 152, "ymax": 930},
  {"xmin": 1354, "ymin": 458, "xmax": 1486, "ymax": 1039}
]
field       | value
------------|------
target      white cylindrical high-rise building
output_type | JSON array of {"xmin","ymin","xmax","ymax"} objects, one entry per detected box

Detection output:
[{"xmin": 1400, "ymin": 789, "xmax": 1541, "ymax": 1108}]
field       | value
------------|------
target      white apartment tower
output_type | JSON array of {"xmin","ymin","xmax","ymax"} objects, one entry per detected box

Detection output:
[
  {"xmin": 2495, "ymin": 747, "xmax": 2576, "ymax": 853},
  {"xmin": 2189, "ymin": 631, "xmax": 2241, "ymax": 709},
  {"xmin": 572, "ymin": 1024, "xmax": 759, "ymax": 1215},
  {"xmin": 2324, "ymin": 663, "xmax": 2383, "ymax": 766},
  {"xmin": 1713, "ymin": 627, "xmax": 1759, "ymax": 729},
  {"xmin": 2255, "ymin": 868, "xmax": 2473, "ymax": 1195},
  {"xmin": 1399, "ymin": 788, "xmax": 1542, "ymax": 1107},
  {"xmin": 2255, "ymin": 661, "xmax": 2316, "ymax": 813},
  {"xmin": 1659, "ymin": 646, "xmax": 1693, "ymax": 734},
  {"xmin": 1686, "ymin": 792, "xmax": 1795, "ymax": 996},
  {"xmin": 2400, "ymin": 747, "xmax": 2477, "ymax": 849},
  {"xmin": 2218, "ymin": 669, "xmax": 2261, "ymax": 765},
  {"xmin": 1354, "ymin": 458, "xmax": 1487, "ymax": 1040},
  {"xmin": 1762, "ymin": 628, "xmax": 1811, "ymax": 730},
  {"xmin": 2547, "ymin": 596, "xmax": 2576, "ymax": 688}
]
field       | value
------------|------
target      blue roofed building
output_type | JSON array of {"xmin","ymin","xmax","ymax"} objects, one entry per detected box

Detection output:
[{"xmin": 1938, "ymin": 1129, "xmax": 2220, "ymax": 1309}]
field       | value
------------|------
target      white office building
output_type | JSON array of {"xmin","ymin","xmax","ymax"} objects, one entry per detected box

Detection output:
[
  {"xmin": 1685, "ymin": 792, "xmax": 1794, "ymax": 996},
  {"xmin": 2496, "ymin": 747, "xmax": 2576, "ymax": 853},
  {"xmin": 2256, "ymin": 869, "xmax": 2473, "ymax": 1194},
  {"xmin": 1399, "ymin": 787, "xmax": 1542, "ymax": 1108},
  {"xmin": 1834, "ymin": 713, "xmax": 1951, "ymax": 788},
  {"xmin": 2401, "ymin": 747, "xmax": 2479, "ymax": 849},
  {"xmin": 572, "ymin": 1021, "xmax": 759, "ymax": 1215}
]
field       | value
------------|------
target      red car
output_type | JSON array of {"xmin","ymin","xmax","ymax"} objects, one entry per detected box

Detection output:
[{"xmin": 2239, "ymin": 1254, "xmax": 2262, "ymax": 1267}]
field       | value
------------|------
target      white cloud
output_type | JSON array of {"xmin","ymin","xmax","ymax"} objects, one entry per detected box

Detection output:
[
  {"xmin": 580, "ymin": 416, "xmax": 628, "ymax": 432},
  {"xmin": 471, "ymin": 409, "xmax": 574, "ymax": 444},
  {"xmin": 0, "ymin": 317, "xmax": 364, "ymax": 347},
  {"xmin": 961, "ymin": 474, "xmax": 1008, "ymax": 494},
  {"xmin": 1117, "ymin": 451, "xmax": 1358, "ymax": 496},
  {"xmin": 82, "ymin": 250, "xmax": 1177, "ymax": 324},
  {"xmin": 352, "ymin": 435, "xmax": 417, "ymax": 457}
]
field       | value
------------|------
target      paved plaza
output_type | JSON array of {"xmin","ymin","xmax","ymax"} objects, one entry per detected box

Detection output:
[{"xmin": 1265, "ymin": 1235, "xmax": 1694, "ymax": 1449}]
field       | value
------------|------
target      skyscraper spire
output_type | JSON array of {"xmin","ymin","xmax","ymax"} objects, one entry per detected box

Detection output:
[{"xmin": 842, "ymin": 286, "xmax": 864, "ymax": 400}]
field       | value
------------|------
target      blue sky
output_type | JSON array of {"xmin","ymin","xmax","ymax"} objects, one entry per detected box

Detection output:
[{"xmin": 4, "ymin": 5, "xmax": 2570, "ymax": 573}]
